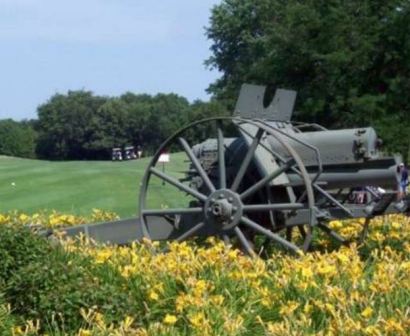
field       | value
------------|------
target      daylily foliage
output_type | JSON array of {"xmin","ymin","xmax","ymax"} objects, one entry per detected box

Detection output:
[{"xmin": 0, "ymin": 212, "xmax": 409, "ymax": 335}]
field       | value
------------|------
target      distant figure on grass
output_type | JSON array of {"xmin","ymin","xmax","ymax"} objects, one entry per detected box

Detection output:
[
  {"xmin": 356, "ymin": 187, "xmax": 366, "ymax": 204},
  {"xmin": 137, "ymin": 145, "xmax": 143, "ymax": 159},
  {"xmin": 397, "ymin": 163, "xmax": 409, "ymax": 201}
]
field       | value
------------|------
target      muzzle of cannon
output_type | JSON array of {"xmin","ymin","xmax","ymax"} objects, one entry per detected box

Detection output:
[{"xmin": 61, "ymin": 84, "xmax": 409, "ymax": 255}]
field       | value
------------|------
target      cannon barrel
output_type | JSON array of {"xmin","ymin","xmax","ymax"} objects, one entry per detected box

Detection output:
[
  {"xmin": 287, "ymin": 158, "xmax": 399, "ymax": 189},
  {"xmin": 265, "ymin": 126, "xmax": 380, "ymax": 165},
  {"xmin": 261, "ymin": 125, "xmax": 399, "ymax": 189}
]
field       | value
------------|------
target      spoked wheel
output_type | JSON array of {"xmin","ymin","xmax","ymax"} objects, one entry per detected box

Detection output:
[{"xmin": 139, "ymin": 117, "xmax": 316, "ymax": 255}]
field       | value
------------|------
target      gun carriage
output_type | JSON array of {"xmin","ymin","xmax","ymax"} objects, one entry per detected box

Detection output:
[{"xmin": 63, "ymin": 84, "xmax": 409, "ymax": 255}]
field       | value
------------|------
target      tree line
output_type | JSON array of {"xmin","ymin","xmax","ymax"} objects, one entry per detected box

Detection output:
[
  {"xmin": 1, "ymin": 0, "xmax": 409, "ymax": 160},
  {"xmin": 0, "ymin": 92, "xmax": 228, "ymax": 160}
]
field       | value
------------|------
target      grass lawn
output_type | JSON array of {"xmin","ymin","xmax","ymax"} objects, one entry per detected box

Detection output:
[{"xmin": 0, "ymin": 154, "xmax": 190, "ymax": 218}]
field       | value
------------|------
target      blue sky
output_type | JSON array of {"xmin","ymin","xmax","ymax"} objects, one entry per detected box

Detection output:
[{"xmin": 0, "ymin": 0, "xmax": 222, "ymax": 120}]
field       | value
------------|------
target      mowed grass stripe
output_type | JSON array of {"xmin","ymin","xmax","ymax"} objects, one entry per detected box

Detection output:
[{"xmin": 0, "ymin": 154, "xmax": 190, "ymax": 217}]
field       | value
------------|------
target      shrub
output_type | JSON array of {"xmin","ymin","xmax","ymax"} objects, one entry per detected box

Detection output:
[
  {"xmin": 0, "ymin": 292, "xmax": 15, "ymax": 336},
  {"xmin": 0, "ymin": 225, "xmax": 137, "ymax": 332},
  {"xmin": 0, "ymin": 225, "xmax": 52, "ymax": 281}
]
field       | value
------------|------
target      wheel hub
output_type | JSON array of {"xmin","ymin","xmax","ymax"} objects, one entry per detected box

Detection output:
[{"xmin": 205, "ymin": 189, "xmax": 243, "ymax": 230}]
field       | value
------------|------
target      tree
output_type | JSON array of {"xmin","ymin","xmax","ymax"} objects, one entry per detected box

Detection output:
[
  {"xmin": 35, "ymin": 90, "xmax": 195, "ymax": 159},
  {"xmin": 83, "ymin": 99, "xmax": 131, "ymax": 159},
  {"xmin": 119, "ymin": 93, "xmax": 191, "ymax": 154},
  {"xmin": 36, "ymin": 91, "xmax": 108, "ymax": 160},
  {"xmin": 0, "ymin": 119, "xmax": 37, "ymax": 158},
  {"xmin": 206, "ymin": 0, "xmax": 410, "ymax": 158},
  {"xmin": 186, "ymin": 99, "xmax": 230, "ymax": 143}
]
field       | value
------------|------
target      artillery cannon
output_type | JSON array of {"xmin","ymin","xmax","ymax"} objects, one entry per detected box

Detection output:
[{"xmin": 62, "ymin": 84, "xmax": 409, "ymax": 254}]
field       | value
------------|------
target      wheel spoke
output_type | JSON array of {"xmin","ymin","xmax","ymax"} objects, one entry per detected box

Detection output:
[
  {"xmin": 217, "ymin": 121, "xmax": 226, "ymax": 189},
  {"xmin": 240, "ymin": 159, "xmax": 295, "ymax": 201},
  {"xmin": 178, "ymin": 137, "xmax": 216, "ymax": 193},
  {"xmin": 142, "ymin": 207, "xmax": 203, "ymax": 216},
  {"xmin": 240, "ymin": 216, "xmax": 300, "ymax": 253},
  {"xmin": 231, "ymin": 128, "xmax": 264, "ymax": 192},
  {"xmin": 317, "ymin": 223, "xmax": 347, "ymax": 244},
  {"xmin": 298, "ymin": 225, "xmax": 307, "ymax": 239},
  {"xmin": 359, "ymin": 218, "xmax": 371, "ymax": 243},
  {"xmin": 160, "ymin": 222, "xmax": 205, "ymax": 254},
  {"xmin": 175, "ymin": 222, "xmax": 205, "ymax": 242},
  {"xmin": 222, "ymin": 234, "xmax": 231, "ymax": 246},
  {"xmin": 243, "ymin": 203, "xmax": 304, "ymax": 212},
  {"xmin": 234, "ymin": 227, "xmax": 255, "ymax": 256},
  {"xmin": 286, "ymin": 227, "xmax": 293, "ymax": 241},
  {"xmin": 302, "ymin": 230, "xmax": 313, "ymax": 252},
  {"xmin": 150, "ymin": 167, "xmax": 207, "ymax": 202}
]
